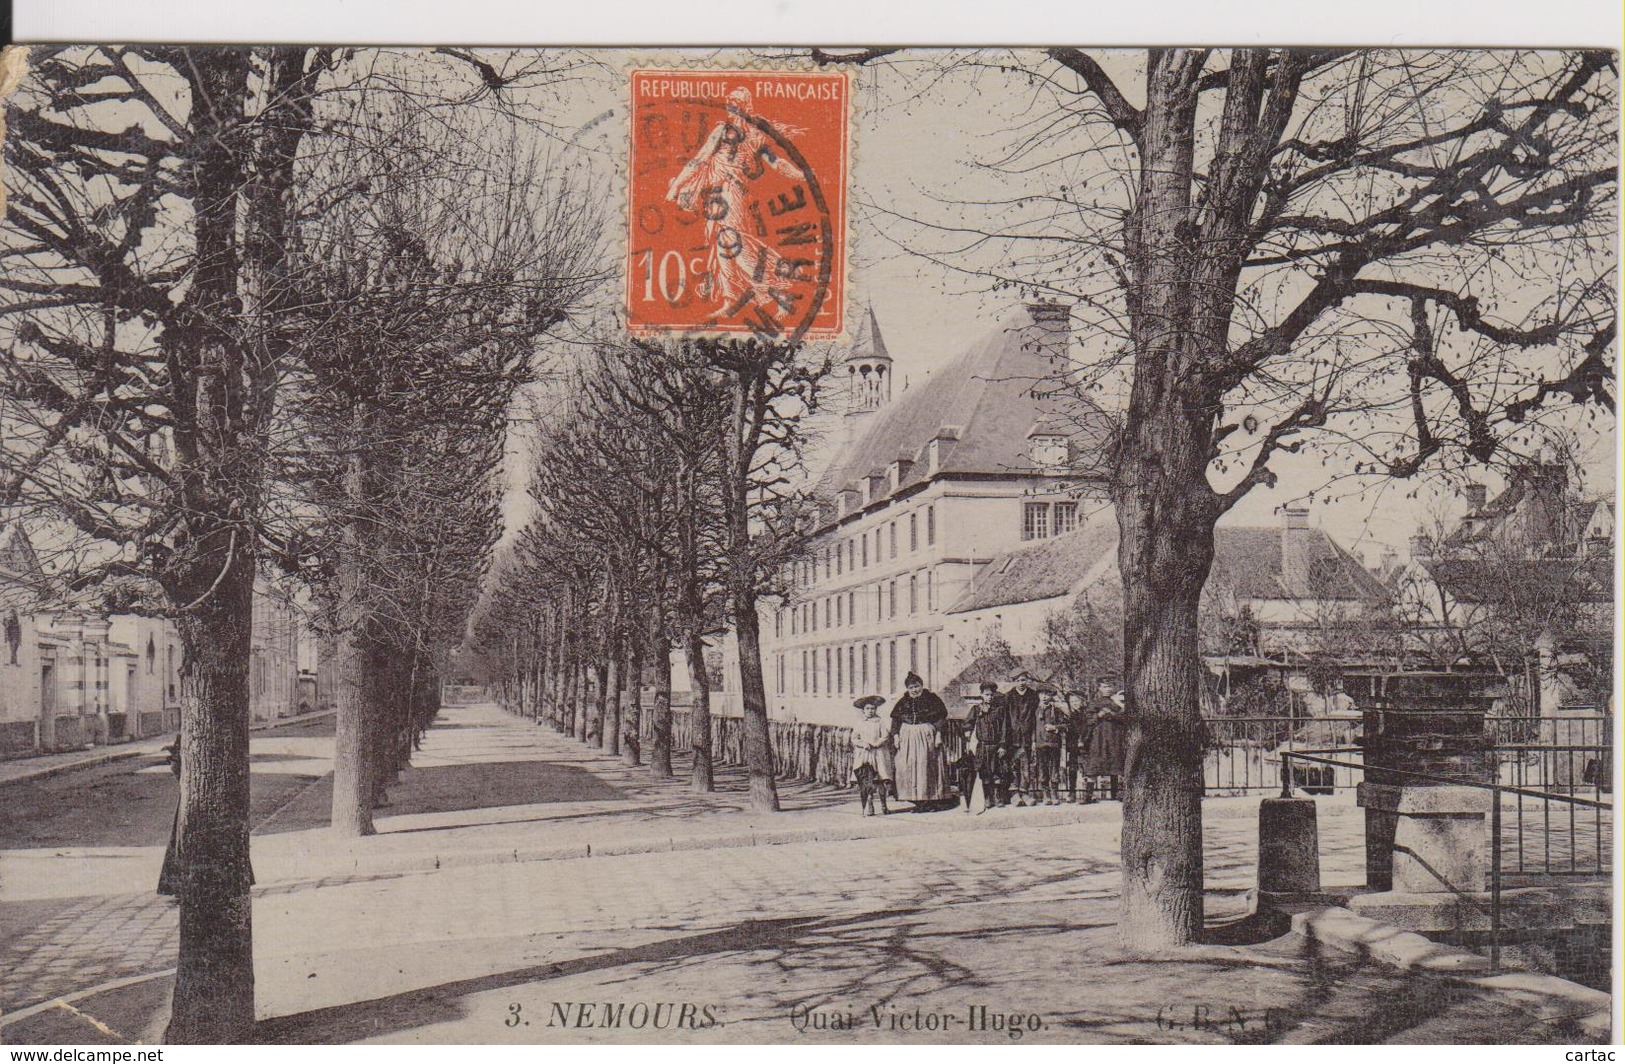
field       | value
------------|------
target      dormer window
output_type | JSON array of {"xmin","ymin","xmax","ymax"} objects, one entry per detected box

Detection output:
[
  {"xmin": 1030, "ymin": 433, "xmax": 1068, "ymax": 469},
  {"xmin": 927, "ymin": 439, "xmax": 940, "ymax": 473}
]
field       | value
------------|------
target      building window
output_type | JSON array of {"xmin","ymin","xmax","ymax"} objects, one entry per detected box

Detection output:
[
  {"xmin": 888, "ymin": 581, "xmax": 897, "ymax": 619},
  {"xmin": 848, "ymin": 540, "xmax": 856, "ymax": 572},
  {"xmin": 836, "ymin": 646, "xmax": 843, "ymax": 693},
  {"xmin": 824, "ymin": 598, "xmax": 831, "ymax": 629},
  {"xmin": 909, "ymin": 575, "xmax": 918, "ymax": 614},
  {"xmin": 888, "ymin": 641, "xmax": 897, "ymax": 691},
  {"xmin": 847, "ymin": 646, "xmax": 855, "ymax": 694},
  {"xmin": 862, "ymin": 535, "xmax": 869, "ymax": 568},
  {"xmin": 861, "ymin": 645, "xmax": 869, "ymax": 690},
  {"xmin": 836, "ymin": 596, "xmax": 843, "ymax": 627},
  {"xmin": 775, "ymin": 610, "xmax": 782, "ymax": 639},
  {"xmin": 825, "ymin": 648, "xmax": 832, "ymax": 695},
  {"xmin": 1022, "ymin": 502, "xmax": 1050, "ymax": 541},
  {"xmin": 910, "ymin": 513, "xmax": 918, "ymax": 551},
  {"xmin": 823, "ymin": 548, "xmax": 831, "ymax": 581},
  {"xmin": 927, "ymin": 569, "xmax": 934, "ymax": 611},
  {"xmin": 802, "ymin": 650, "xmax": 808, "ymax": 693},
  {"xmin": 847, "ymin": 591, "xmax": 855, "ymax": 627},
  {"xmin": 927, "ymin": 506, "xmax": 936, "ymax": 546},
  {"xmin": 791, "ymin": 608, "xmax": 798, "ymax": 636},
  {"xmin": 889, "ymin": 522, "xmax": 898, "ymax": 559},
  {"xmin": 1054, "ymin": 501, "xmax": 1078, "ymax": 535},
  {"xmin": 836, "ymin": 543, "xmax": 843, "ymax": 576},
  {"xmin": 927, "ymin": 635, "xmax": 935, "ymax": 686},
  {"xmin": 909, "ymin": 638, "xmax": 918, "ymax": 676},
  {"xmin": 875, "ymin": 584, "xmax": 883, "ymax": 619}
]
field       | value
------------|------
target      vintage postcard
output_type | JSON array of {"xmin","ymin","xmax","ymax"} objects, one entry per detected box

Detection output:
[{"xmin": 0, "ymin": 41, "xmax": 1617, "ymax": 1048}]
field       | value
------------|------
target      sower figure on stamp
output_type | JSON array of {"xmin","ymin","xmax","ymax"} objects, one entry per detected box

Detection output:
[
  {"xmin": 1002, "ymin": 670, "xmax": 1040, "ymax": 806},
  {"xmin": 850, "ymin": 695, "xmax": 895, "ymax": 816},
  {"xmin": 666, "ymin": 87, "xmax": 806, "ymax": 318}
]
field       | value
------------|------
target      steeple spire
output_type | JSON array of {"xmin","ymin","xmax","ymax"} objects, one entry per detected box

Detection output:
[{"xmin": 844, "ymin": 304, "xmax": 892, "ymax": 415}]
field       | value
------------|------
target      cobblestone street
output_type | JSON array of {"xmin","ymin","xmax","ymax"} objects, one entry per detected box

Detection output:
[{"xmin": 0, "ymin": 703, "xmax": 1601, "ymax": 1045}]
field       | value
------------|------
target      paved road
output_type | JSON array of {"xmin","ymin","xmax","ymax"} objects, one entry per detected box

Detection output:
[
  {"xmin": 0, "ymin": 705, "xmax": 1588, "ymax": 1045},
  {"xmin": 0, "ymin": 718, "xmax": 335, "ymax": 1014}
]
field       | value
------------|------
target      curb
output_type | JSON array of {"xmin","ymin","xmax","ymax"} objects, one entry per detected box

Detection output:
[
  {"xmin": 0, "ymin": 711, "xmax": 336, "ymax": 790},
  {"xmin": 1292, "ymin": 906, "xmax": 1611, "ymax": 1040},
  {"xmin": 247, "ymin": 804, "xmax": 1124, "ymax": 887},
  {"xmin": 0, "ymin": 747, "xmax": 154, "ymax": 789}
]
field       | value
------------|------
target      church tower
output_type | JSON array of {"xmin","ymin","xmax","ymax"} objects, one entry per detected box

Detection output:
[{"xmin": 843, "ymin": 304, "xmax": 892, "ymax": 425}]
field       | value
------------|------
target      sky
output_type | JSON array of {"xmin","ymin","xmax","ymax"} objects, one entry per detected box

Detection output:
[{"xmin": 502, "ymin": 47, "xmax": 1618, "ymax": 565}]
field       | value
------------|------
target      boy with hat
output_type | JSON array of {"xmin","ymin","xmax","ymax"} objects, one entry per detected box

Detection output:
[
  {"xmin": 1003, "ymin": 669, "xmax": 1040, "ymax": 806},
  {"xmin": 966, "ymin": 679, "xmax": 1010, "ymax": 809}
]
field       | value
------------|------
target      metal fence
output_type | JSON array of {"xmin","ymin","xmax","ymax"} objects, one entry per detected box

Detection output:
[
  {"xmin": 652, "ymin": 706, "xmax": 1611, "ymax": 816},
  {"xmin": 1282, "ymin": 746, "xmax": 1610, "ymax": 971},
  {"xmin": 1202, "ymin": 715, "xmax": 1363, "ymax": 795}
]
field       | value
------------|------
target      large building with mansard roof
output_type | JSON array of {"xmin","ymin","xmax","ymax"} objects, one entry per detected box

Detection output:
[{"xmin": 745, "ymin": 301, "xmax": 1116, "ymax": 726}]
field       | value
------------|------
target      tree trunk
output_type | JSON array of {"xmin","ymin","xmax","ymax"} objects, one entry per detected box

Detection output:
[
  {"xmin": 574, "ymin": 659, "xmax": 589, "ymax": 742},
  {"xmin": 330, "ymin": 614, "xmax": 380, "ymax": 838},
  {"xmin": 606, "ymin": 654, "xmax": 623, "ymax": 757},
  {"xmin": 166, "ymin": 554, "xmax": 257, "ymax": 1043},
  {"xmin": 684, "ymin": 627, "xmax": 714, "ymax": 792},
  {"xmin": 1113, "ymin": 50, "xmax": 1221, "ymax": 950},
  {"xmin": 650, "ymin": 620, "xmax": 674, "ymax": 778},
  {"xmin": 623, "ymin": 637, "xmax": 643, "ymax": 766},
  {"xmin": 722, "ymin": 370, "xmax": 780, "ymax": 812},
  {"xmin": 592, "ymin": 661, "xmax": 609, "ymax": 748},
  {"xmin": 732, "ymin": 591, "xmax": 780, "ymax": 811}
]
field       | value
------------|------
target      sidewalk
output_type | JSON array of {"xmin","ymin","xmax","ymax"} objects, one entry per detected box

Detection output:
[
  {"xmin": 0, "ymin": 701, "xmax": 1601, "ymax": 1046},
  {"xmin": 0, "ymin": 711, "xmax": 338, "ymax": 790},
  {"xmin": 241, "ymin": 701, "xmax": 1365, "ymax": 887}
]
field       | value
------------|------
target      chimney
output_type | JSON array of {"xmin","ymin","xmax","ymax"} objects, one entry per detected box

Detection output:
[
  {"xmin": 1511, "ymin": 461, "xmax": 1570, "ymax": 548},
  {"xmin": 1280, "ymin": 508, "xmax": 1313, "ymax": 594},
  {"xmin": 1024, "ymin": 301, "xmax": 1073, "ymax": 363},
  {"xmin": 1283, "ymin": 507, "xmax": 1311, "ymax": 530},
  {"xmin": 1463, "ymin": 483, "xmax": 1487, "ymax": 511}
]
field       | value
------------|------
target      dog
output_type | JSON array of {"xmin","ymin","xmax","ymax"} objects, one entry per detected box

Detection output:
[{"xmin": 855, "ymin": 762, "xmax": 889, "ymax": 816}]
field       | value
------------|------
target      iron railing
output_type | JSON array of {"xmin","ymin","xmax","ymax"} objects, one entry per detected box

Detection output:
[{"xmin": 1280, "ymin": 747, "xmax": 1611, "ymax": 971}]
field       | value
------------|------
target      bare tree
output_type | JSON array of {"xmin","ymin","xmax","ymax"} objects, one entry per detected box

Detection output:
[{"xmin": 868, "ymin": 47, "xmax": 1616, "ymax": 947}]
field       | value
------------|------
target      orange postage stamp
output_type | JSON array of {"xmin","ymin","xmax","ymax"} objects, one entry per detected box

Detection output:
[{"xmin": 627, "ymin": 68, "xmax": 848, "ymax": 340}]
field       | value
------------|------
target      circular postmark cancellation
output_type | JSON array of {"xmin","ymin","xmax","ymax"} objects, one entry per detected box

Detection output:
[{"xmin": 627, "ymin": 69, "xmax": 849, "ymax": 343}]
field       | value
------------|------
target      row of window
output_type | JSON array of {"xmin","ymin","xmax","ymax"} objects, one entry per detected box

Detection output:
[
  {"xmin": 777, "ymin": 569, "xmax": 937, "ymax": 638},
  {"xmin": 794, "ymin": 505, "xmax": 937, "ymax": 589},
  {"xmin": 1021, "ymin": 500, "xmax": 1079, "ymax": 541},
  {"xmin": 777, "ymin": 635, "xmax": 937, "ymax": 698}
]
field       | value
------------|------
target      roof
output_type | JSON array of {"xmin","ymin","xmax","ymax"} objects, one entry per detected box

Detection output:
[
  {"xmin": 813, "ymin": 306, "xmax": 1113, "ymax": 507},
  {"xmin": 946, "ymin": 518, "xmax": 1389, "ymax": 615},
  {"xmin": 0, "ymin": 522, "xmax": 48, "ymax": 608},
  {"xmin": 945, "ymin": 519, "xmax": 1118, "ymax": 613},
  {"xmin": 848, "ymin": 304, "xmax": 890, "ymax": 364},
  {"xmin": 1210, "ymin": 527, "xmax": 1390, "ymax": 601},
  {"xmin": 1422, "ymin": 556, "xmax": 1613, "ymax": 605}
]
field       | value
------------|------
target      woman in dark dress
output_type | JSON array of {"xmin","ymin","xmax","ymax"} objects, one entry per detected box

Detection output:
[
  {"xmin": 1080, "ymin": 676, "xmax": 1130, "ymax": 801},
  {"xmin": 889, "ymin": 671, "xmax": 950, "ymax": 807}
]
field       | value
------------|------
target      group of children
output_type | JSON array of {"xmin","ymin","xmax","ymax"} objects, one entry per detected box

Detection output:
[{"xmin": 848, "ymin": 669, "xmax": 1130, "ymax": 816}]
